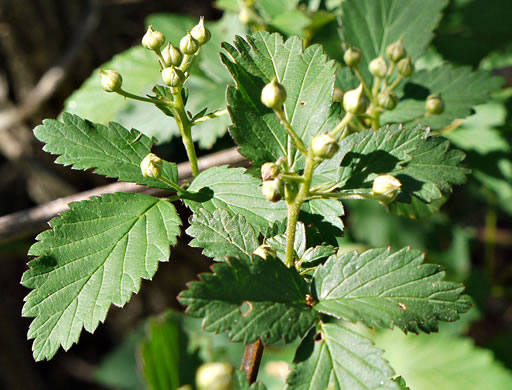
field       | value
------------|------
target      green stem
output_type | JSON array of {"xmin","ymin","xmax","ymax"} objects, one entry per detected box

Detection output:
[
  {"xmin": 153, "ymin": 47, "xmax": 165, "ymax": 69},
  {"xmin": 285, "ymin": 152, "xmax": 316, "ymax": 268},
  {"xmin": 158, "ymin": 176, "xmax": 186, "ymax": 194},
  {"xmin": 172, "ymin": 89, "xmax": 199, "ymax": 177},
  {"xmin": 191, "ymin": 108, "xmax": 229, "ymax": 125},
  {"xmin": 353, "ymin": 68, "xmax": 373, "ymax": 100},
  {"xmin": 281, "ymin": 173, "xmax": 305, "ymax": 183},
  {"xmin": 117, "ymin": 89, "xmax": 172, "ymax": 106},
  {"xmin": 386, "ymin": 74, "xmax": 403, "ymax": 93},
  {"xmin": 329, "ymin": 112, "xmax": 354, "ymax": 138},
  {"xmin": 275, "ymin": 109, "xmax": 308, "ymax": 155}
]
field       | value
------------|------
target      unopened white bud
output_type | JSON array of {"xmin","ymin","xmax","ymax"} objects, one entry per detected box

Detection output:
[
  {"xmin": 311, "ymin": 133, "xmax": 339, "ymax": 160},
  {"xmin": 344, "ymin": 46, "xmax": 362, "ymax": 67},
  {"xmin": 397, "ymin": 56, "xmax": 414, "ymax": 77},
  {"xmin": 253, "ymin": 244, "xmax": 277, "ymax": 260},
  {"xmin": 343, "ymin": 84, "xmax": 368, "ymax": 115},
  {"xmin": 196, "ymin": 362, "xmax": 233, "ymax": 390},
  {"xmin": 142, "ymin": 25, "xmax": 165, "ymax": 51},
  {"xmin": 180, "ymin": 31, "xmax": 199, "ymax": 55},
  {"xmin": 190, "ymin": 16, "xmax": 211, "ymax": 45},
  {"xmin": 261, "ymin": 162, "xmax": 280, "ymax": 181},
  {"xmin": 369, "ymin": 56, "xmax": 388, "ymax": 78},
  {"xmin": 162, "ymin": 43, "xmax": 182, "ymax": 67},
  {"xmin": 262, "ymin": 178, "xmax": 282, "ymax": 202},
  {"xmin": 386, "ymin": 39, "xmax": 406, "ymax": 63},
  {"xmin": 161, "ymin": 66, "xmax": 185, "ymax": 88},
  {"xmin": 261, "ymin": 78, "xmax": 287, "ymax": 110},
  {"xmin": 372, "ymin": 174, "xmax": 401, "ymax": 204},
  {"xmin": 100, "ymin": 69, "xmax": 122, "ymax": 93},
  {"xmin": 140, "ymin": 153, "xmax": 162, "ymax": 179}
]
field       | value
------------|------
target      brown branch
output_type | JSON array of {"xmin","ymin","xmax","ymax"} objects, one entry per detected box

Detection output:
[
  {"xmin": 0, "ymin": 147, "xmax": 247, "ymax": 243},
  {"xmin": 240, "ymin": 339, "xmax": 264, "ymax": 384}
]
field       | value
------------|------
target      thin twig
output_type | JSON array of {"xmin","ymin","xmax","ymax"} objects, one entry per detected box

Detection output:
[
  {"xmin": 240, "ymin": 339, "xmax": 264, "ymax": 384},
  {"xmin": 0, "ymin": 147, "xmax": 247, "ymax": 243}
]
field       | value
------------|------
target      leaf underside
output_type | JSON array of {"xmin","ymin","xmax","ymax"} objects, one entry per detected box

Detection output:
[{"xmin": 22, "ymin": 192, "xmax": 181, "ymax": 361}]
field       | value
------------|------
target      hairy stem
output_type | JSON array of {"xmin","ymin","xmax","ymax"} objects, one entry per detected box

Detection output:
[
  {"xmin": 117, "ymin": 89, "xmax": 172, "ymax": 105},
  {"xmin": 240, "ymin": 339, "xmax": 264, "ymax": 384},
  {"xmin": 276, "ymin": 109, "xmax": 308, "ymax": 155},
  {"xmin": 285, "ymin": 152, "xmax": 316, "ymax": 268},
  {"xmin": 191, "ymin": 108, "xmax": 228, "ymax": 125},
  {"xmin": 329, "ymin": 112, "xmax": 354, "ymax": 138},
  {"xmin": 172, "ymin": 90, "xmax": 199, "ymax": 177}
]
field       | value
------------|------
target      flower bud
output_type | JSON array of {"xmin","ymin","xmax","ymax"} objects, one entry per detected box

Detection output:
[
  {"xmin": 253, "ymin": 244, "xmax": 277, "ymax": 260},
  {"xmin": 333, "ymin": 87, "xmax": 344, "ymax": 103},
  {"xmin": 372, "ymin": 174, "xmax": 401, "ymax": 204},
  {"xmin": 261, "ymin": 162, "xmax": 280, "ymax": 181},
  {"xmin": 426, "ymin": 94, "xmax": 445, "ymax": 115},
  {"xmin": 161, "ymin": 66, "xmax": 185, "ymax": 88},
  {"xmin": 369, "ymin": 56, "xmax": 388, "ymax": 78},
  {"xmin": 344, "ymin": 46, "xmax": 362, "ymax": 67},
  {"xmin": 142, "ymin": 25, "xmax": 165, "ymax": 51},
  {"xmin": 239, "ymin": 7, "xmax": 252, "ymax": 24},
  {"xmin": 190, "ymin": 16, "xmax": 211, "ymax": 46},
  {"xmin": 100, "ymin": 69, "xmax": 122, "ymax": 93},
  {"xmin": 311, "ymin": 133, "xmax": 339, "ymax": 160},
  {"xmin": 343, "ymin": 84, "xmax": 368, "ymax": 115},
  {"xmin": 196, "ymin": 362, "xmax": 233, "ymax": 390},
  {"xmin": 180, "ymin": 31, "xmax": 199, "ymax": 55},
  {"xmin": 162, "ymin": 43, "xmax": 182, "ymax": 67},
  {"xmin": 261, "ymin": 78, "xmax": 287, "ymax": 110},
  {"xmin": 140, "ymin": 153, "xmax": 163, "ymax": 179},
  {"xmin": 262, "ymin": 178, "xmax": 282, "ymax": 202},
  {"xmin": 386, "ymin": 39, "xmax": 406, "ymax": 63},
  {"xmin": 397, "ymin": 56, "xmax": 414, "ymax": 77},
  {"xmin": 377, "ymin": 91, "xmax": 399, "ymax": 111}
]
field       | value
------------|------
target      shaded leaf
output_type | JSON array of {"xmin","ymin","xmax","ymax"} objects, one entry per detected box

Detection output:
[{"xmin": 179, "ymin": 256, "xmax": 317, "ymax": 345}]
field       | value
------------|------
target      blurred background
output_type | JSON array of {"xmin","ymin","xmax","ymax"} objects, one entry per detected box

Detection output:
[{"xmin": 0, "ymin": 0, "xmax": 511, "ymax": 389}]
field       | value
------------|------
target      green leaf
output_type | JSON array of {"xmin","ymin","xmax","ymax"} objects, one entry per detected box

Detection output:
[
  {"xmin": 338, "ymin": 0, "xmax": 449, "ymax": 84},
  {"xmin": 318, "ymin": 125, "xmax": 469, "ymax": 217},
  {"xmin": 186, "ymin": 208, "xmax": 260, "ymax": 262},
  {"xmin": 34, "ymin": 113, "xmax": 179, "ymax": 190},
  {"xmin": 232, "ymin": 369, "xmax": 268, "ymax": 390},
  {"xmin": 300, "ymin": 245, "xmax": 336, "ymax": 266},
  {"xmin": 22, "ymin": 192, "xmax": 181, "ymax": 361},
  {"xmin": 393, "ymin": 377, "xmax": 411, "ymax": 390},
  {"xmin": 381, "ymin": 65, "xmax": 504, "ymax": 130},
  {"xmin": 140, "ymin": 311, "xmax": 201, "ymax": 390},
  {"xmin": 374, "ymin": 330, "xmax": 512, "ymax": 390},
  {"xmin": 178, "ymin": 256, "xmax": 317, "ymax": 345},
  {"xmin": 287, "ymin": 322, "xmax": 399, "ymax": 390},
  {"xmin": 183, "ymin": 166, "xmax": 288, "ymax": 231},
  {"xmin": 221, "ymin": 31, "xmax": 338, "ymax": 166},
  {"xmin": 312, "ymin": 247, "xmax": 471, "ymax": 333}
]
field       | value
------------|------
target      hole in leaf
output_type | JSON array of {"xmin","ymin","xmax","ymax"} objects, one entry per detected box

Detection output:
[
  {"xmin": 239, "ymin": 301, "xmax": 253, "ymax": 317},
  {"xmin": 314, "ymin": 331, "xmax": 324, "ymax": 342},
  {"xmin": 300, "ymin": 101, "xmax": 306, "ymax": 106},
  {"xmin": 397, "ymin": 302, "xmax": 407, "ymax": 311}
]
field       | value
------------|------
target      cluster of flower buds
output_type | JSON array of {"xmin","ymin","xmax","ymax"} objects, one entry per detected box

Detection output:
[
  {"xmin": 369, "ymin": 56, "xmax": 388, "ymax": 78},
  {"xmin": 141, "ymin": 18, "xmax": 211, "ymax": 90},
  {"xmin": 195, "ymin": 362, "xmax": 233, "ymax": 390},
  {"xmin": 261, "ymin": 78, "xmax": 287, "ymax": 110},
  {"xmin": 371, "ymin": 174, "xmax": 402, "ymax": 205}
]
